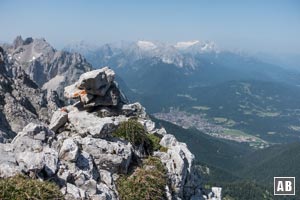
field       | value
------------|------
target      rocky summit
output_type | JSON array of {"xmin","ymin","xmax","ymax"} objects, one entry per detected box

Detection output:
[{"xmin": 0, "ymin": 66, "xmax": 203, "ymax": 199}]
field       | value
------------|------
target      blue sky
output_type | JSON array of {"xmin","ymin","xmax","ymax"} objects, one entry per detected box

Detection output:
[{"xmin": 0, "ymin": 0, "xmax": 299, "ymax": 53}]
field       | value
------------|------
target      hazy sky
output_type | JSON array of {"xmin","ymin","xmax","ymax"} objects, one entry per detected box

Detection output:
[{"xmin": 0, "ymin": 0, "xmax": 299, "ymax": 53}]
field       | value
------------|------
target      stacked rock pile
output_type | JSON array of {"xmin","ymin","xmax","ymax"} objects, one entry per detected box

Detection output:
[{"xmin": 64, "ymin": 67, "xmax": 123, "ymax": 108}]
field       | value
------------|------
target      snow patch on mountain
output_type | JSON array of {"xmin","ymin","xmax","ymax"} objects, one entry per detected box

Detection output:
[
  {"xmin": 137, "ymin": 40, "xmax": 157, "ymax": 50},
  {"xmin": 175, "ymin": 40, "xmax": 200, "ymax": 49}
]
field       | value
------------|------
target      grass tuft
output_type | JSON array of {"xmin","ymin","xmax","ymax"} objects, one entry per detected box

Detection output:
[
  {"xmin": 0, "ymin": 175, "xmax": 63, "ymax": 200},
  {"xmin": 117, "ymin": 156, "xmax": 167, "ymax": 200},
  {"xmin": 113, "ymin": 119, "xmax": 167, "ymax": 154}
]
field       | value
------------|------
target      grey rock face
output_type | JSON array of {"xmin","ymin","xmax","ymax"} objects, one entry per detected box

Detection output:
[
  {"xmin": 0, "ymin": 143, "xmax": 20, "ymax": 178},
  {"xmin": 121, "ymin": 102, "xmax": 146, "ymax": 118},
  {"xmin": 156, "ymin": 134, "xmax": 203, "ymax": 200},
  {"xmin": 0, "ymin": 123, "xmax": 58, "ymax": 177},
  {"xmin": 0, "ymin": 47, "xmax": 61, "ymax": 141},
  {"xmin": 80, "ymin": 137, "xmax": 133, "ymax": 174},
  {"xmin": 59, "ymin": 138, "xmax": 79, "ymax": 162},
  {"xmin": 76, "ymin": 67, "xmax": 115, "ymax": 96},
  {"xmin": 68, "ymin": 111, "xmax": 116, "ymax": 138},
  {"xmin": 49, "ymin": 109, "xmax": 68, "ymax": 132},
  {"xmin": 4, "ymin": 36, "xmax": 92, "ymax": 99}
]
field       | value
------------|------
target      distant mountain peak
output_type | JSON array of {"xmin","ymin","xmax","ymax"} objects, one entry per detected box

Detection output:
[
  {"xmin": 136, "ymin": 40, "xmax": 157, "ymax": 50},
  {"xmin": 175, "ymin": 40, "xmax": 218, "ymax": 53},
  {"xmin": 13, "ymin": 35, "xmax": 24, "ymax": 48},
  {"xmin": 174, "ymin": 40, "xmax": 200, "ymax": 49}
]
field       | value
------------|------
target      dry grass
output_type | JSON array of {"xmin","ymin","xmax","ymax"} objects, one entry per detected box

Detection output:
[
  {"xmin": 117, "ymin": 157, "xmax": 167, "ymax": 200},
  {"xmin": 0, "ymin": 175, "xmax": 63, "ymax": 200}
]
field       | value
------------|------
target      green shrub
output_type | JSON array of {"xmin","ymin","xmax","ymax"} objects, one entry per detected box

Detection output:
[
  {"xmin": 113, "ymin": 119, "xmax": 153, "ymax": 154},
  {"xmin": 147, "ymin": 134, "xmax": 161, "ymax": 151},
  {"xmin": 147, "ymin": 134, "xmax": 168, "ymax": 152},
  {"xmin": 113, "ymin": 119, "xmax": 168, "ymax": 154},
  {"xmin": 159, "ymin": 146, "xmax": 168, "ymax": 152},
  {"xmin": 0, "ymin": 175, "xmax": 63, "ymax": 200},
  {"xmin": 117, "ymin": 157, "xmax": 167, "ymax": 200},
  {"xmin": 113, "ymin": 119, "xmax": 149, "ymax": 145}
]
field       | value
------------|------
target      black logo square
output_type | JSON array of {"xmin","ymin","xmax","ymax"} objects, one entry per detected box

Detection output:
[{"xmin": 274, "ymin": 177, "xmax": 295, "ymax": 195}]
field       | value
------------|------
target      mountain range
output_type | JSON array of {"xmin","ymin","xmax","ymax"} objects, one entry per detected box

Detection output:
[
  {"xmin": 64, "ymin": 40, "xmax": 218, "ymax": 69},
  {"xmin": 67, "ymin": 40, "xmax": 300, "ymax": 145}
]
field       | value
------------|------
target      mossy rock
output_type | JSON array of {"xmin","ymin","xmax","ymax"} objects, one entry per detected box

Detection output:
[
  {"xmin": 0, "ymin": 175, "xmax": 63, "ymax": 200},
  {"xmin": 117, "ymin": 157, "xmax": 167, "ymax": 200}
]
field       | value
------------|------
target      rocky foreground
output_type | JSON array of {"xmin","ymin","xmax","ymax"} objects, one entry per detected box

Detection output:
[{"xmin": 0, "ymin": 64, "xmax": 204, "ymax": 199}]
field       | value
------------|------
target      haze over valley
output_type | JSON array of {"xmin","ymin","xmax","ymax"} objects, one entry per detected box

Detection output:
[{"xmin": 1, "ymin": 1, "xmax": 300, "ymax": 199}]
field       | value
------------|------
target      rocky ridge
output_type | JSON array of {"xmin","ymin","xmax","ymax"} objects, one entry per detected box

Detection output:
[
  {"xmin": 3, "ymin": 36, "xmax": 92, "ymax": 98},
  {"xmin": 0, "ymin": 67, "xmax": 203, "ymax": 199},
  {"xmin": 0, "ymin": 46, "xmax": 62, "ymax": 142}
]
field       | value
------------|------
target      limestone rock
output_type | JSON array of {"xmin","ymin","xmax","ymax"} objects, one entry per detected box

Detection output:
[
  {"xmin": 80, "ymin": 137, "xmax": 133, "ymax": 174},
  {"xmin": 68, "ymin": 111, "xmax": 116, "ymax": 138},
  {"xmin": 82, "ymin": 83, "xmax": 121, "ymax": 108},
  {"xmin": 49, "ymin": 109, "xmax": 68, "ymax": 132},
  {"xmin": 11, "ymin": 124, "xmax": 58, "ymax": 176},
  {"xmin": 99, "ymin": 169, "xmax": 114, "ymax": 187},
  {"xmin": 96, "ymin": 183, "xmax": 118, "ymax": 200},
  {"xmin": 0, "ymin": 144, "xmax": 20, "ymax": 178},
  {"xmin": 12, "ymin": 123, "xmax": 54, "ymax": 145},
  {"xmin": 207, "ymin": 187, "xmax": 222, "ymax": 200},
  {"xmin": 121, "ymin": 102, "xmax": 146, "ymax": 118},
  {"xmin": 66, "ymin": 183, "xmax": 86, "ymax": 200},
  {"xmin": 64, "ymin": 68, "xmax": 122, "ymax": 108},
  {"xmin": 156, "ymin": 134, "xmax": 202, "ymax": 199},
  {"xmin": 79, "ymin": 179, "xmax": 97, "ymax": 196},
  {"xmin": 76, "ymin": 151, "xmax": 100, "ymax": 181},
  {"xmin": 0, "ymin": 124, "xmax": 59, "ymax": 177},
  {"xmin": 59, "ymin": 138, "xmax": 79, "ymax": 162},
  {"xmin": 76, "ymin": 67, "xmax": 115, "ymax": 96},
  {"xmin": 64, "ymin": 84, "xmax": 83, "ymax": 99}
]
